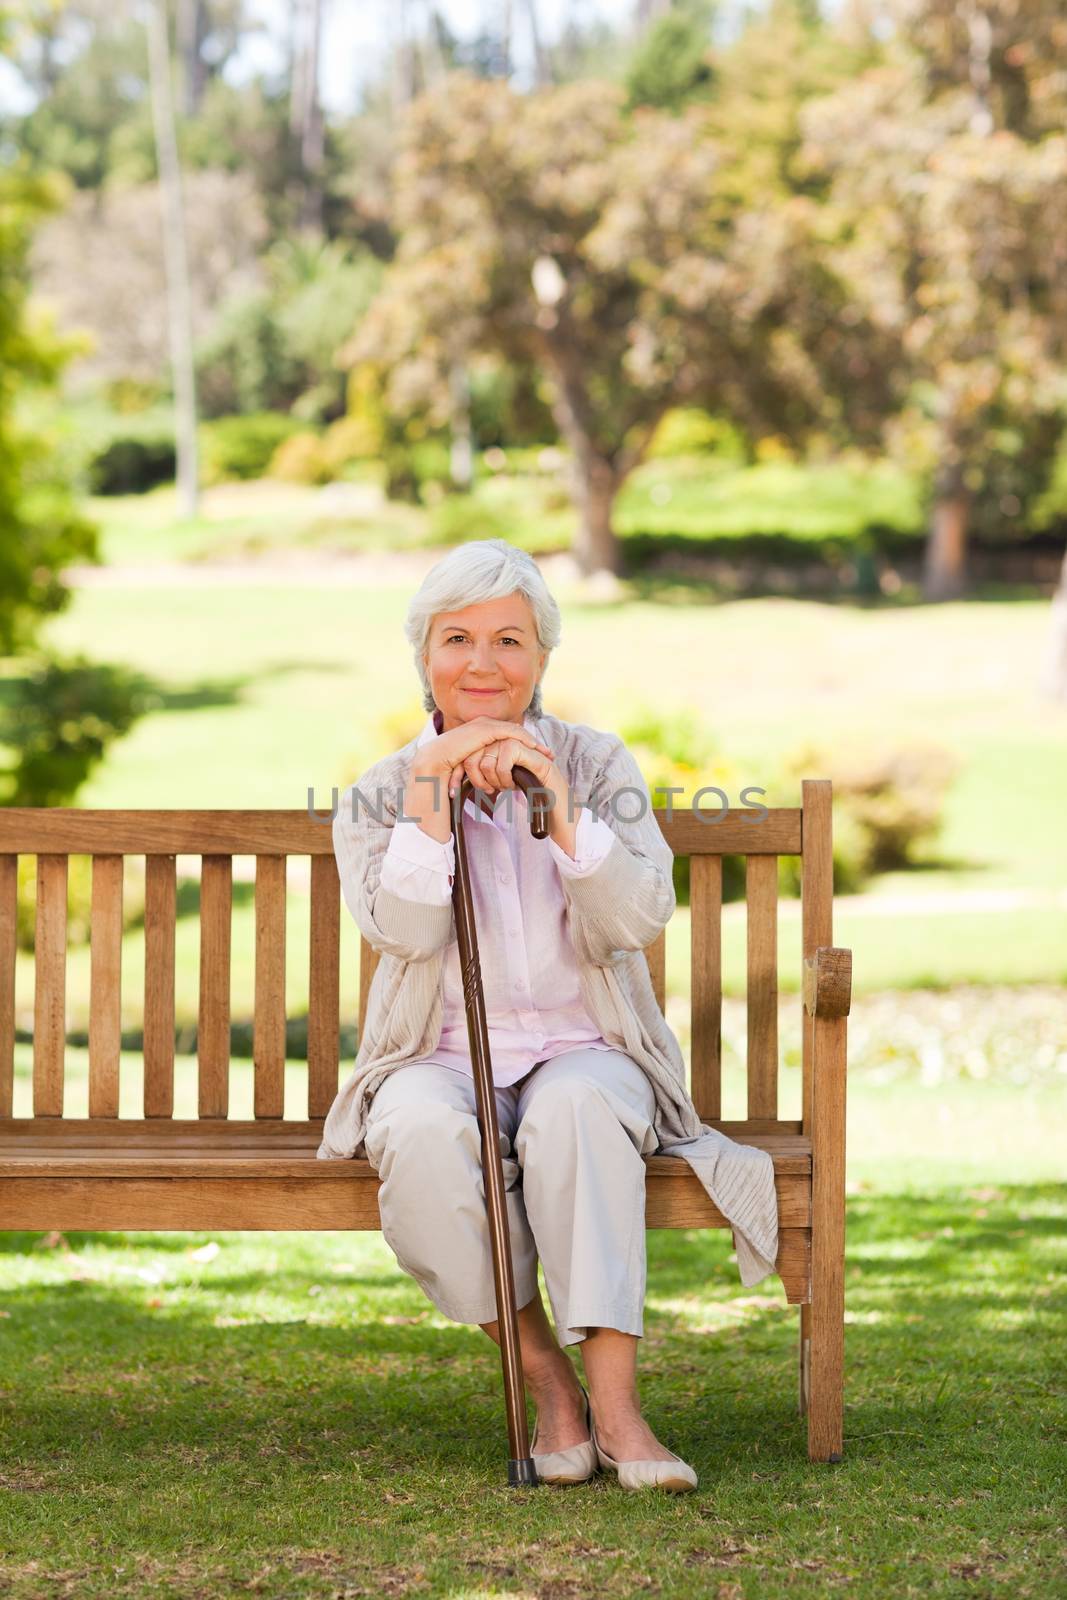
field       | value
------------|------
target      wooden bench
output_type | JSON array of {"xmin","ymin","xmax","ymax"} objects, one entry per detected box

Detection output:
[{"xmin": 0, "ymin": 777, "xmax": 851, "ymax": 1463}]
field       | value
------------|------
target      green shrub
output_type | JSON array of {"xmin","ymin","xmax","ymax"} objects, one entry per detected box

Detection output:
[
  {"xmin": 321, "ymin": 413, "xmax": 380, "ymax": 472},
  {"xmin": 646, "ymin": 408, "xmax": 747, "ymax": 460},
  {"xmin": 410, "ymin": 437, "xmax": 452, "ymax": 494},
  {"xmin": 776, "ymin": 739, "xmax": 961, "ymax": 895},
  {"xmin": 88, "ymin": 433, "xmax": 176, "ymax": 495},
  {"xmin": 103, "ymin": 376, "xmax": 165, "ymax": 414},
  {"xmin": 198, "ymin": 413, "xmax": 305, "ymax": 484},
  {"xmin": 619, "ymin": 709, "xmax": 956, "ymax": 904},
  {"xmin": 620, "ymin": 707, "xmax": 748, "ymax": 904},
  {"xmin": 467, "ymin": 359, "xmax": 556, "ymax": 449},
  {"xmin": 427, "ymin": 492, "xmax": 512, "ymax": 546},
  {"xmin": 0, "ymin": 653, "xmax": 154, "ymax": 808},
  {"xmin": 268, "ymin": 430, "xmax": 333, "ymax": 485},
  {"xmin": 194, "ymin": 292, "xmax": 302, "ymax": 419}
]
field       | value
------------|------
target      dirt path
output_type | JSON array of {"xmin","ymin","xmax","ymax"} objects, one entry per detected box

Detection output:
[{"xmin": 60, "ymin": 548, "xmax": 603, "ymax": 591}]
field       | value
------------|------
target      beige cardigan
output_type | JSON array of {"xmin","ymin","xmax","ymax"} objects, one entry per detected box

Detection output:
[{"xmin": 317, "ymin": 710, "xmax": 779, "ymax": 1287}]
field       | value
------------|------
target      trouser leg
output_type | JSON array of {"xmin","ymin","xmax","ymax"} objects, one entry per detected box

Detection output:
[
  {"xmin": 514, "ymin": 1047, "xmax": 659, "ymax": 1348},
  {"xmin": 362, "ymin": 1062, "xmax": 539, "ymax": 1325}
]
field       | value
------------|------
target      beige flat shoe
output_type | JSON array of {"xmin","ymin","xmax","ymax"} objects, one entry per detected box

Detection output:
[
  {"xmin": 590, "ymin": 1413, "xmax": 698, "ymax": 1492},
  {"xmin": 530, "ymin": 1384, "xmax": 597, "ymax": 1485}
]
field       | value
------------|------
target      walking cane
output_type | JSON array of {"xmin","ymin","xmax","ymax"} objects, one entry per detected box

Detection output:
[{"xmin": 450, "ymin": 764, "xmax": 552, "ymax": 1488}]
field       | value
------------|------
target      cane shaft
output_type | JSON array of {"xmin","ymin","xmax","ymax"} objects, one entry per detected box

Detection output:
[{"xmin": 450, "ymin": 769, "xmax": 550, "ymax": 1485}]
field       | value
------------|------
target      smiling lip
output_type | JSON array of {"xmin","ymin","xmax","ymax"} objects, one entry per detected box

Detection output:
[{"xmin": 462, "ymin": 688, "xmax": 504, "ymax": 694}]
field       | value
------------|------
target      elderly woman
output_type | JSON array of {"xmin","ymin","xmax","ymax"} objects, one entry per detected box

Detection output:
[{"xmin": 319, "ymin": 540, "xmax": 777, "ymax": 1491}]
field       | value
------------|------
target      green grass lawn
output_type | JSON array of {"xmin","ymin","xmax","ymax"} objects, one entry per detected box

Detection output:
[{"xmin": 2, "ymin": 1049, "xmax": 1064, "ymax": 1599}]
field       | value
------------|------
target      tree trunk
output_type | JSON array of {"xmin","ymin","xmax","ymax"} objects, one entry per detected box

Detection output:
[
  {"xmin": 289, "ymin": 0, "xmax": 324, "ymax": 232},
  {"xmin": 573, "ymin": 455, "xmax": 623, "ymax": 578},
  {"xmin": 537, "ymin": 331, "xmax": 626, "ymax": 578},
  {"xmin": 1038, "ymin": 542, "xmax": 1067, "ymax": 704},
  {"xmin": 146, "ymin": 0, "xmax": 199, "ymax": 519},
  {"xmin": 300, "ymin": 0, "xmax": 324, "ymax": 231},
  {"xmin": 449, "ymin": 362, "xmax": 473, "ymax": 491},
  {"xmin": 525, "ymin": 0, "xmax": 552, "ymax": 85},
  {"xmin": 923, "ymin": 457, "xmax": 970, "ymax": 601},
  {"xmin": 176, "ymin": 0, "xmax": 207, "ymax": 117}
]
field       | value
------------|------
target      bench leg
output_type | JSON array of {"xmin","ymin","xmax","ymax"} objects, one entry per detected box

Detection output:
[
  {"xmin": 798, "ymin": 1301, "xmax": 810, "ymax": 1417},
  {"xmin": 806, "ymin": 1006, "xmax": 847, "ymax": 1463}
]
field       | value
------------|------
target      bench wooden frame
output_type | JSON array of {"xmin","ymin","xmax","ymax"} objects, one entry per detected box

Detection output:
[{"xmin": 0, "ymin": 777, "xmax": 851, "ymax": 1463}]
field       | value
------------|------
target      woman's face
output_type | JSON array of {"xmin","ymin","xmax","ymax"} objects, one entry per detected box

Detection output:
[{"xmin": 423, "ymin": 593, "xmax": 547, "ymax": 732}]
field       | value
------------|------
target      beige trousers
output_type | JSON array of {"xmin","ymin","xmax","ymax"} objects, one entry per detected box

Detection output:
[{"xmin": 362, "ymin": 1046, "xmax": 659, "ymax": 1346}]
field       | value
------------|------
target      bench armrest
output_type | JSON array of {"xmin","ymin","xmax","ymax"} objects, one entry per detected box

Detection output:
[{"xmin": 803, "ymin": 947, "xmax": 852, "ymax": 1019}]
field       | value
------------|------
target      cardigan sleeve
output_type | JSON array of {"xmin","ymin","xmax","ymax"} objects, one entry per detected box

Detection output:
[
  {"xmin": 379, "ymin": 817, "xmax": 455, "ymax": 905},
  {"xmin": 333, "ymin": 769, "xmax": 454, "ymax": 963},
  {"xmin": 555, "ymin": 738, "xmax": 676, "ymax": 965},
  {"xmin": 546, "ymin": 805, "xmax": 617, "ymax": 877}
]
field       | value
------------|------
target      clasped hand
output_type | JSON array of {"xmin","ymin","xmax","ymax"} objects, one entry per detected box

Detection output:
[{"xmin": 416, "ymin": 716, "xmax": 563, "ymax": 806}]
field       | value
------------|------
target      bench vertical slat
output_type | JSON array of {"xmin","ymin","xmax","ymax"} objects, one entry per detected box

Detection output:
[
  {"xmin": 358, "ymin": 936, "xmax": 380, "ymax": 1043},
  {"xmin": 198, "ymin": 855, "xmax": 232, "ymax": 1118},
  {"xmin": 0, "ymin": 854, "xmax": 16, "ymax": 1117},
  {"xmin": 644, "ymin": 930, "xmax": 665, "ymax": 1016},
  {"xmin": 88, "ymin": 854, "xmax": 124, "ymax": 1118},
  {"xmin": 801, "ymin": 782, "xmax": 833, "ymax": 1133},
  {"xmin": 254, "ymin": 855, "xmax": 287, "ymax": 1119},
  {"xmin": 144, "ymin": 854, "xmax": 176, "ymax": 1118},
  {"xmin": 33, "ymin": 853, "xmax": 68, "ymax": 1117},
  {"xmin": 689, "ymin": 853, "xmax": 722, "ymax": 1120},
  {"xmin": 746, "ymin": 853, "xmax": 779, "ymax": 1119},
  {"xmin": 308, "ymin": 853, "xmax": 340, "ymax": 1119}
]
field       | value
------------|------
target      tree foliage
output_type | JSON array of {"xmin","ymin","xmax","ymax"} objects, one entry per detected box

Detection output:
[
  {"xmin": 800, "ymin": 1, "xmax": 1067, "ymax": 594},
  {"xmin": 343, "ymin": 72, "xmax": 898, "ymax": 573},
  {"xmin": 0, "ymin": 161, "xmax": 98, "ymax": 657}
]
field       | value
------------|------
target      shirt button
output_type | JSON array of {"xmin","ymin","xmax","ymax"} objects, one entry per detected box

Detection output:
[{"xmin": 499, "ymin": 873, "xmax": 512, "ymax": 885}]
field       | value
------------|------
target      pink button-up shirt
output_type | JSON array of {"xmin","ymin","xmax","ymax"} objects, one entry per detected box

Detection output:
[{"xmin": 378, "ymin": 708, "xmax": 619, "ymax": 1084}]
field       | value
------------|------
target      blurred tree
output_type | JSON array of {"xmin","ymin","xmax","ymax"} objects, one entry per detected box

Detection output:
[
  {"xmin": 193, "ymin": 234, "xmax": 382, "ymax": 420},
  {"xmin": 341, "ymin": 73, "xmax": 897, "ymax": 575},
  {"xmin": 624, "ymin": 0, "xmax": 715, "ymax": 112},
  {"xmin": 30, "ymin": 169, "xmax": 268, "ymax": 389},
  {"xmin": 288, "ymin": 0, "xmax": 324, "ymax": 231},
  {"xmin": 0, "ymin": 161, "xmax": 99, "ymax": 657},
  {"xmin": 702, "ymin": 0, "xmax": 880, "ymax": 196},
  {"xmin": 0, "ymin": 153, "xmax": 151, "ymax": 805},
  {"xmin": 801, "ymin": 0, "xmax": 1067, "ymax": 599},
  {"xmin": 146, "ymin": 0, "xmax": 199, "ymax": 515},
  {"xmin": 3, "ymin": 0, "xmax": 261, "ymax": 187}
]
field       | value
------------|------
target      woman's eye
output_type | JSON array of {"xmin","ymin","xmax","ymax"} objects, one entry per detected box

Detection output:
[{"xmin": 445, "ymin": 635, "xmax": 520, "ymax": 645}]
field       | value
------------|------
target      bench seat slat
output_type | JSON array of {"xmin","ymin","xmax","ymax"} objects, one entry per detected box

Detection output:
[
  {"xmin": 0, "ymin": 1118, "xmax": 807, "ymax": 1149},
  {"xmin": 0, "ymin": 1145, "xmax": 811, "ymax": 1177}
]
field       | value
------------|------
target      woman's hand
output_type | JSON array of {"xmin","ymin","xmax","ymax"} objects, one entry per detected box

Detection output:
[
  {"xmin": 415, "ymin": 717, "xmax": 555, "ymax": 800},
  {"xmin": 452, "ymin": 735, "xmax": 558, "ymax": 801}
]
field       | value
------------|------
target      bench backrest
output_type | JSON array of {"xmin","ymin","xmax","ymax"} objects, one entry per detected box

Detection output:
[{"xmin": 0, "ymin": 779, "xmax": 833, "ymax": 1135}]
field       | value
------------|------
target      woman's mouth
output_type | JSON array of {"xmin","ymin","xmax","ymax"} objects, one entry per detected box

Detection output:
[{"xmin": 462, "ymin": 687, "xmax": 504, "ymax": 695}]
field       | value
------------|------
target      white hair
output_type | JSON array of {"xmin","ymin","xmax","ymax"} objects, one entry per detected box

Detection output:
[{"xmin": 404, "ymin": 539, "xmax": 562, "ymax": 716}]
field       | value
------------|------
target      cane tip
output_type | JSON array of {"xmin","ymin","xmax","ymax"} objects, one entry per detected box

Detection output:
[{"xmin": 508, "ymin": 1457, "xmax": 541, "ymax": 1488}]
